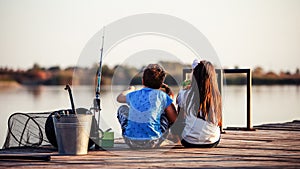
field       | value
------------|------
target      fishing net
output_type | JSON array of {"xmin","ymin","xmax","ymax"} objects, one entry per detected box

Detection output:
[
  {"xmin": 3, "ymin": 109, "xmax": 100, "ymax": 149},
  {"xmin": 2, "ymin": 109, "xmax": 72, "ymax": 149}
]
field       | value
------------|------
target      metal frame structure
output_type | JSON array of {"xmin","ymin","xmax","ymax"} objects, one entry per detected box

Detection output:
[{"xmin": 182, "ymin": 68, "xmax": 255, "ymax": 131}]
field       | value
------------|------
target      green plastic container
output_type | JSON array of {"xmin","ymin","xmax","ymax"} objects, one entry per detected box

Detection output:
[{"xmin": 100, "ymin": 132, "xmax": 114, "ymax": 148}]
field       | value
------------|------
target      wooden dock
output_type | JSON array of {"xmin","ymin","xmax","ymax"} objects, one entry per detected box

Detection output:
[{"xmin": 0, "ymin": 120, "xmax": 299, "ymax": 168}]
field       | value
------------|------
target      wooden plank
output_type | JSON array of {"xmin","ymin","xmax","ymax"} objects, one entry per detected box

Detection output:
[{"xmin": 0, "ymin": 121, "xmax": 299, "ymax": 168}]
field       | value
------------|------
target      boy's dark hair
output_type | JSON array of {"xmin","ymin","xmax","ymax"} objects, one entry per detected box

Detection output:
[{"xmin": 143, "ymin": 64, "xmax": 166, "ymax": 89}]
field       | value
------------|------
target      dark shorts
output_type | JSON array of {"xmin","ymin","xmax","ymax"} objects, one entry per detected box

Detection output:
[{"xmin": 181, "ymin": 138, "xmax": 220, "ymax": 148}]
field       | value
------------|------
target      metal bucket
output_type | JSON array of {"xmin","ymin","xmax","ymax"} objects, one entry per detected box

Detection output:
[{"xmin": 53, "ymin": 114, "xmax": 92, "ymax": 155}]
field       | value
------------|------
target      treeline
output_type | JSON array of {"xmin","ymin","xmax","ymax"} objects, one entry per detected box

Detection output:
[
  {"xmin": 0, "ymin": 63, "xmax": 74, "ymax": 85},
  {"xmin": 0, "ymin": 63, "xmax": 114, "ymax": 86},
  {"xmin": 0, "ymin": 62, "xmax": 184, "ymax": 86},
  {"xmin": 0, "ymin": 63, "xmax": 299, "ymax": 86},
  {"xmin": 225, "ymin": 66, "xmax": 300, "ymax": 85}
]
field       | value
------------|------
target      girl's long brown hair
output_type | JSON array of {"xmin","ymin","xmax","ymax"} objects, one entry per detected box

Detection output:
[{"xmin": 187, "ymin": 60, "xmax": 222, "ymax": 126}]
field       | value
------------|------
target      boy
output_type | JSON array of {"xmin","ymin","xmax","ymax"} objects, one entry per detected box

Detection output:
[{"xmin": 116, "ymin": 64, "xmax": 177, "ymax": 148}]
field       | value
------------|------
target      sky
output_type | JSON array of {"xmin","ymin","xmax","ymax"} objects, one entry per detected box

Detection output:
[{"xmin": 0, "ymin": 0, "xmax": 299, "ymax": 73}]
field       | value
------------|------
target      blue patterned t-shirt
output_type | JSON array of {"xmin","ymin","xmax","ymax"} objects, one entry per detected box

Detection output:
[{"xmin": 124, "ymin": 87, "xmax": 173, "ymax": 140}]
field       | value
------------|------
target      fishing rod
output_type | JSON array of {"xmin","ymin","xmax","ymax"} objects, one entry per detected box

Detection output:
[
  {"xmin": 91, "ymin": 28, "xmax": 105, "ymax": 149},
  {"xmin": 94, "ymin": 27, "xmax": 105, "ymax": 113}
]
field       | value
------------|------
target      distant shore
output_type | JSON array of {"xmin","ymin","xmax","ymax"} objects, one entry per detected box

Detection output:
[
  {"xmin": 0, "ymin": 81, "xmax": 21, "ymax": 88},
  {"xmin": 1, "ymin": 62, "xmax": 299, "ymax": 86},
  {"xmin": 0, "ymin": 78, "xmax": 299, "ymax": 88},
  {"xmin": 225, "ymin": 76, "xmax": 300, "ymax": 85}
]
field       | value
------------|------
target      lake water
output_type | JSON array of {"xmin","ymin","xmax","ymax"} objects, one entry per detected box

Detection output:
[{"xmin": 0, "ymin": 85, "xmax": 299, "ymax": 146}]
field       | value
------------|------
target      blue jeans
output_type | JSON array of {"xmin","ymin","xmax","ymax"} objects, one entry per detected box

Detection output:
[{"xmin": 117, "ymin": 105, "xmax": 170, "ymax": 148}]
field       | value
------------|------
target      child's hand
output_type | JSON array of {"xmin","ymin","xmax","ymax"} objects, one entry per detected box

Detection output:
[{"xmin": 160, "ymin": 83, "xmax": 174, "ymax": 99}]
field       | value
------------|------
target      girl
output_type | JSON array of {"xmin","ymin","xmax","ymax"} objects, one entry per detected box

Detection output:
[{"xmin": 177, "ymin": 60, "xmax": 222, "ymax": 148}]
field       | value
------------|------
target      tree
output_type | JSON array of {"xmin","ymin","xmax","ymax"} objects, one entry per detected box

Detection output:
[
  {"xmin": 253, "ymin": 66, "xmax": 264, "ymax": 76},
  {"xmin": 295, "ymin": 68, "xmax": 300, "ymax": 75},
  {"xmin": 48, "ymin": 66, "xmax": 61, "ymax": 72},
  {"xmin": 32, "ymin": 63, "xmax": 41, "ymax": 71},
  {"xmin": 102, "ymin": 65, "xmax": 114, "ymax": 77}
]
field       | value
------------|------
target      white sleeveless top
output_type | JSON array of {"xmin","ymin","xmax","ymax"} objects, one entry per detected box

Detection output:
[{"xmin": 177, "ymin": 89, "xmax": 220, "ymax": 144}]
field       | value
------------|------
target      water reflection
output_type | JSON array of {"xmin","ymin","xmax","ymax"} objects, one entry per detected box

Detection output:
[{"xmin": 25, "ymin": 86, "xmax": 43, "ymax": 98}]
